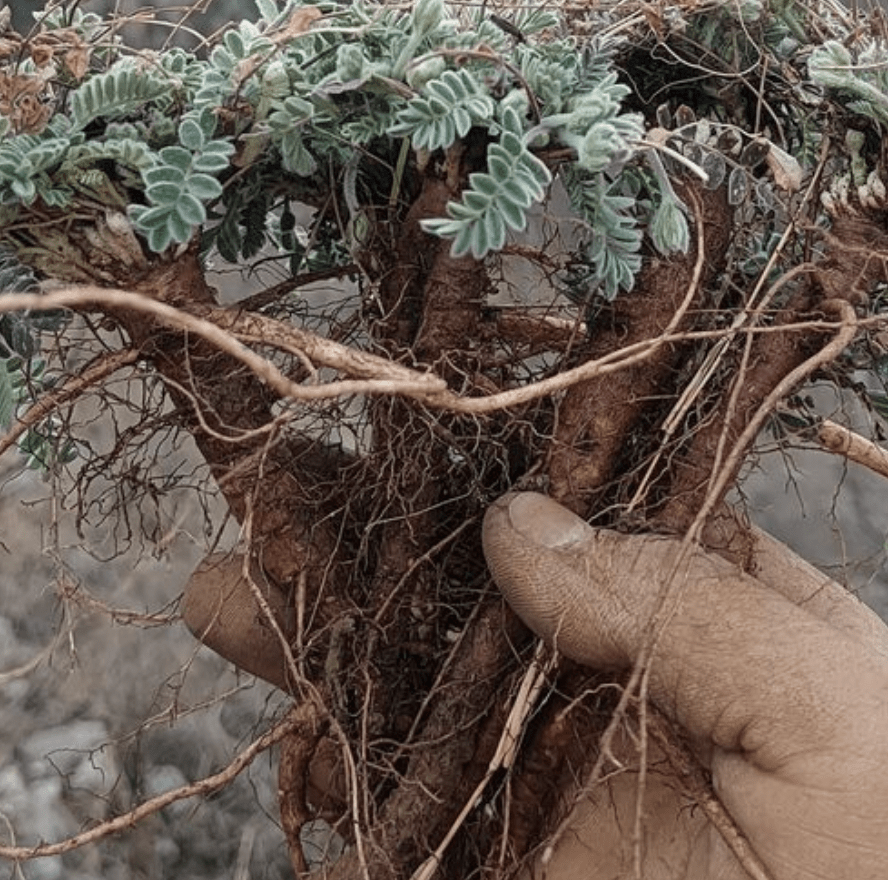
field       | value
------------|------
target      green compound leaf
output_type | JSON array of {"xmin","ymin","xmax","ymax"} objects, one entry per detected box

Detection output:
[
  {"xmin": 186, "ymin": 173, "xmax": 224, "ymax": 201},
  {"xmin": 132, "ymin": 144, "xmax": 231, "ymax": 251},
  {"xmin": 176, "ymin": 192, "xmax": 206, "ymax": 226},
  {"xmin": 65, "ymin": 138, "xmax": 156, "ymax": 171},
  {"xmin": 130, "ymin": 203, "xmax": 170, "ymax": 229},
  {"xmin": 389, "ymin": 68, "xmax": 495, "ymax": 152},
  {"xmin": 540, "ymin": 69, "xmax": 644, "ymax": 174},
  {"xmin": 69, "ymin": 60, "xmax": 172, "ymax": 131},
  {"xmin": 267, "ymin": 96, "xmax": 318, "ymax": 176},
  {"xmin": 158, "ymin": 145, "xmax": 194, "ymax": 174},
  {"xmin": 178, "ymin": 108, "xmax": 219, "ymax": 152},
  {"xmin": 145, "ymin": 180, "xmax": 184, "ymax": 204},
  {"xmin": 412, "ymin": 0, "xmax": 446, "ymax": 38},
  {"xmin": 193, "ymin": 145, "xmax": 234, "ymax": 173},
  {"xmin": 562, "ymin": 168, "xmax": 644, "ymax": 300},
  {"xmin": 26, "ymin": 138, "xmax": 72, "ymax": 174},
  {"xmin": 0, "ymin": 251, "xmax": 72, "ymax": 464},
  {"xmin": 280, "ymin": 131, "xmax": 318, "ymax": 176},
  {"xmin": 144, "ymin": 165, "xmax": 187, "ymax": 188},
  {"xmin": 809, "ymin": 40, "xmax": 888, "ymax": 125},
  {"xmin": 205, "ymin": 172, "xmax": 273, "ymax": 264},
  {"xmin": 649, "ymin": 196, "xmax": 690, "ymax": 255},
  {"xmin": 421, "ymin": 107, "xmax": 551, "ymax": 258},
  {"xmin": 0, "ymin": 134, "xmax": 73, "ymax": 205},
  {"xmin": 178, "ymin": 116, "xmax": 206, "ymax": 151},
  {"xmin": 18, "ymin": 419, "xmax": 78, "ymax": 471}
]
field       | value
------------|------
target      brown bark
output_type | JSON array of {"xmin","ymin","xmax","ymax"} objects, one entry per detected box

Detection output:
[
  {"xmin": 651, "ymin": 285, "xmax": 821, "ymax": 537},
  {"xmin": 504, "ymin": 664, "xmax": 616, "ymax": 860},
  {"xmin": 321, "ymin": 171, "xmax": 510, "ymax": 877},
  {"xmin": 277, "ymin": 706, "xmax": 329, "ymax": 876},
  {"xmin": 547, "ymin": 183, "xmax": 734, "ymax": 516},
  {"xmin": 101, "ymin": 248, "xmax": 349, "ymax": 602},
  {"xmin": 815, "ymin": 214, "xmax": 888, "ymax": 305},
  {"xmin": 296, "ymin": 604, "xmax": 529, "ymax": 880},
  {"xmin": 652, "ymin": 211, "xmax": 888, "ymax": 540}
]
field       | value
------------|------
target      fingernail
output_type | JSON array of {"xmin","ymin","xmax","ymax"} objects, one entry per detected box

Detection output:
[{"xmin": 507, "ymin": 492, "xmax": 592, "ymax": 549}]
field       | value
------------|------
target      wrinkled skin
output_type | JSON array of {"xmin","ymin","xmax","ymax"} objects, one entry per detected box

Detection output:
[
  {"xmin": 183, "ymin": 491, "xmax": 888, "ymax": 879},
  {"xmin": 482, "ymin": 493, "xmax": 888, "ymax": 880}
]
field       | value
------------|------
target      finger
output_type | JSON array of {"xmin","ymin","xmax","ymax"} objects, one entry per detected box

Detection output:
[
  {"xmin": 482, "ymin": 492, "xmax": 888, "ymax": 770},
  {"xmin": 749, "ymin": 523, "xmax": 888, "ymax": 657},
  {"xmin": 182, "ymin": 553, "xmax": 295, "ymax": 691}
]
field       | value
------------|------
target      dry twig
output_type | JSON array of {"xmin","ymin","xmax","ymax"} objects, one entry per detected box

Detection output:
[{"xmin": 815, "ymin": 419, "xmax": 888, "ymax": 479}]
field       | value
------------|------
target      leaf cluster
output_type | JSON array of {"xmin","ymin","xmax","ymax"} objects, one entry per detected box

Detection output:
[
  {"xmin": 0, "ymin": 0, "xmax": 655, "ymax": 279},
  {"xmin": 129, "ymin": 110, "xmax": 234, "ymax": 253},
  {"xmin": 560, "ymin": 168, "xmax": 643, "ymax": 303},
  {"xmin": 809, "ymin": 39, "xmax": 888, "ymax": 126},
  {"xmin": 389, "ymin": 69, "xmax": 494, "ymax": 153},
  {"xmin": 420, "ymin": 106, "xmax": 551, "ymax": 258},
  {"xmin": 0, "ymin": 0, "xmax": 883, "ymax": 300}
]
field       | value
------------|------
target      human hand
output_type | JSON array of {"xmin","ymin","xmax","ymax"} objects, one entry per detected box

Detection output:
[
  {"xmin": 182, "ymin": 553, "xmax": 296, "ymax": 692},
  {"xmin": 482, "ymin": 492, "xmax": 888, "ymax": 880}
]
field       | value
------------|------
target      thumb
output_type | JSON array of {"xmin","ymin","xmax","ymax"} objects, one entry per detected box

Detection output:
[
  {"xmin": 182, "ymin": 553, "xmax": 295, "ymax": 692},
  {"xmin": 482, "ymin": 492, "xmax": 888, "ymax": 769}
]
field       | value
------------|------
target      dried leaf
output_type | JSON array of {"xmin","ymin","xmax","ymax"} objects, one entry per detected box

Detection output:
[
  {"xmin": 674, "ymin": 104, "xmax": 696, "ymax": 130},
  {"xmin": 235, "ymin": 9, "xmax": 322, "ymax": 83},
  {"xmin": 65, "ymin": 38, "xmax": 91, "ymax": 81},
  {"xmin": 30, "ymin": 41, "xmax": 54, "ymax": 68},
  {"xmin": 702, "ymin": 151, "xmax": 726, "ymax": 189},
  {"xmin": 643, "ymin": 6, "xmax": 666, "ymax": 39},
  {"xmin": 717, "ymin": 128, "xmax": 742, "ymax": 155},
  {"xmin": 765, "ymin": 142, "xmax": 803, "ymax": 192},
  {"xmin": 695, "ymin": 118, "xmax": 711, "ymax": 145},
  {"xmin": 683, "ymin": 141, "xmax": 704, "ymax": 167},
  {"xmin": 0, "ymin": 37, "xmax": 19, "ymax": 59},
  {"xmin": 646, "ymin": 126, "xmax": 671, "ymax": 147},
  {"xmin": 0, "ymin": 70, "xmax": 53, "ymax": 133},
  {"xmin": 755, "ymin": 181, "xmax": 775, "ymax": 210},
  {"xmin": 274, "ymin": 6, "xmax": 323, "ymax": 44}
]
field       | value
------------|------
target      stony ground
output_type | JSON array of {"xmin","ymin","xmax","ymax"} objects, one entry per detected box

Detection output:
[{"xmin": 0, "ymin": 455, "xmax": 295, "ymax": 880}]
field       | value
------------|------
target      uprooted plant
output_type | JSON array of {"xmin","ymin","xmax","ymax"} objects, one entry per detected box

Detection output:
[{"xmin": 2, "ymin": 0, "xmax": 888, "ymax": 877}]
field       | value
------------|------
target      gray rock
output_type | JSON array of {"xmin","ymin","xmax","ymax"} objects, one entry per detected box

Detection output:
[
  {"xmin": 0, "ymin": 615, "xmax": 25, "ymax": 666},
  {"xmin": 142, "ymin": 763, "xmax": 194, "ymax": 820},
  {"xmin": 17, "ymin": 719, "xmax": 120, "ymax": 824},
  {"xmin": 19, "ymin": 720, "xmax": 115, "ymax": 786},
  {"xmin": 0, "ymin": 764, "xmax": 73, "ymax": 879}
]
